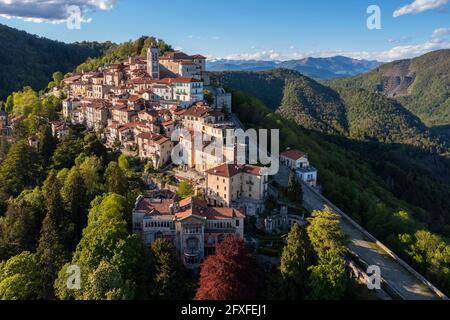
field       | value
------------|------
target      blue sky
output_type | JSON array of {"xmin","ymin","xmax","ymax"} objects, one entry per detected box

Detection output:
[{"xmin": 0, "ymin": 0, "xmax": 449, "ymax": 61}]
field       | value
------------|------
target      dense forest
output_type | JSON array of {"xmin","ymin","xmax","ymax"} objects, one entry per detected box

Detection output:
[{"xmin": 0, "ymin": 24, "xmax": 109, "ymax": 99}]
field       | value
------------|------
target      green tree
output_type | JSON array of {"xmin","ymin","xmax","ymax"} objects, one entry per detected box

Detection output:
[
  {"xmin": 10, "ymin": 87, "xmax": 39, "ymax": 116},
  {"xmin": 118, "ymin": 154, "xmax": 130, "ymax": 173},
  {"xmin": 51, "ymin": 130, "xmax": 84, "ymax": 170},
  {"xmin": 61, "ymin": 166, "xmax": 88, "ymax": 247},
  {"xmin": 0, "ymin": 136, "xmax": 10, "ymax": 163},
  {"xmin": 42, "ymin": 171, "xmax": 66, "ymax": 225},
  {"xmin": 82, "ymin": 261, "xmax": 133, "ymax": 300},
  {"xmin": 5, "ymin": 95, "xmax": 13, "ymax": 113},
  {"xmin": 40, "ymin": 125, "xmax": 57, "ymax": 165},
  {"xmin": 79, "ymin": 156, "xmax": 104, "ymax": 200},
  {"xmin": 41, "ymin": 96, "xmax": 62, "ymax": 121},
  {"xmin": 306, "ymin": 250, "xmax": 347, "ymax": 300},
  {"xmin": 287, "ymin": 171, "xmax": 303, "ymax": 206},
  {"xmin": 0, "ymin": 252, "xmax": 43, "ymax": 300},
  {"xmin": 37, "ymin": 171, "xmax": 69, "ymax": 298},
  {"xmin": 278, "ymin": 223, "xmax": 312, "ymax": 299},
  {"xmin": 52, "ymin": 72, "xmax": 64, "ymax": 87},
  {"xmin": 105, "ymin": 161, "xmax": 128, "ymax": 196},
  {"xmin": 403, "ymin": 230, "xmax": 449, "ymax": 280},
  {"xmin": 307, "ymin": 207, "xmax": 346, "ymax": 259},
  {"xmin": 36, "ymin": 209, "xmax": 68, "ymax": 299},
  {"xmin": 177, "ymin": 180, "xmax": 194, "ymax": 199},
  {"xmin": 0, "ymin": 140, "xmax": 43, "ymax": 207},
  {"xmin": 150, "ymin": 239, "xmax": 192, "ymax": 300},
  {"xmin": 55, "ymin": 194, "xmax": 145, "ymax": 300},
  {"xmin": 111, "ymin": 235, "xmax": 153, "ymax": 298},
  {"xmin": 0, "ymin": 199, "xmax": 39, "ymax": 260},
  {"xmin": 83, "ymin": 134, "xmax": 108, "ymax": 161}
]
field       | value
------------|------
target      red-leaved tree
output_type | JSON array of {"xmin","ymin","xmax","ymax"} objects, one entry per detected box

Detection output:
[{"xmin": 195, "ymin": 235, "xmax": 259, "ymax": 300}]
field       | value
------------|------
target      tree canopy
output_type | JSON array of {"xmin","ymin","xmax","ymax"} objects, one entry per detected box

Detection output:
[{"xmin": 195, "ymin": 235, "xmax": 260, "ymax": 300}]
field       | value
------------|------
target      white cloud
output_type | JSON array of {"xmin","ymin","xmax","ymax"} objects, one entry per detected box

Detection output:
[
  {"xmin": 388, "ymin": 36, "xmax": 413, "ymax": 44},
  {"xmin": 393, "ymin": 0, "xmax": 448, "ymax": 17},
  {"xmin": 0, "ymin": 0, "xmax": 117, "ymax": 23},
  {"xmin": 347, "ymin": 39, "xmax": 450, "ymax": 61},
  {"xmin": 216, "ymin": 27, "xmax": 450, "ymax": 62},
  {"xmin": 432, "ymin": 27, "xmax": 450, "ymax": 38},
  {"xmin": 223, "ymin": 49, "xmax": 306, "ymax": 61},
  {"xmin": 218, "ymin": 37, "xmax": 450, "ymax": 62}
]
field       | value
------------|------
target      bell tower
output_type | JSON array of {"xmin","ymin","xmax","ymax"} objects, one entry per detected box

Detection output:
[{"xmin": 147, "ymin": 46, "xmax": 160, "ymax": 80}]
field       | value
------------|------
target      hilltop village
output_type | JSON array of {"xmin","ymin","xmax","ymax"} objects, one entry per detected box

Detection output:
[{"xmin": 1, "ymin": 47, "xmax": 318, "ymax": 268}]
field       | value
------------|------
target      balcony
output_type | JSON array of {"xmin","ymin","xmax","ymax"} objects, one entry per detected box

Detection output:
[{"xmin": 184, "ymin": 248, "xmax": 200, "ymax": 258}]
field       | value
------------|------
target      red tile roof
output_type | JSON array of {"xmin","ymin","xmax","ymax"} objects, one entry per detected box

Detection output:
[
  {"xmin": 159, "ymin": 77, "xmax": 202, "ymax": 84},
  {"xmin": 175, "ymin": 207, "xmax": 245, "ymax": 221},
  {"xmin": 280, "ymin": 150, "xmax": 306, "ymax": 161},
  {"xmin": 205, "ymin": 207, "xmax": 245, "ymax": 220},
  {"xmin": 136, "ymin": 198, "xmax": 174, "ymax": 216},
  {"xmin": 191, "ymin": 54, "xmax": 207, "ymax": 59},
  {"xmin": 137, "ymin": 133, "xmax": 170, "ymax": 145},
  {"xmin": 159, "ymin": 51, "xmax": 192, "ymax": 60},
  {"xmin": 179, "ymin": 196, "xmax": 208, "ymax": 209},
  {"xmin": 182, "ymin": 105, "xmax": 210, "ymax": 118}
]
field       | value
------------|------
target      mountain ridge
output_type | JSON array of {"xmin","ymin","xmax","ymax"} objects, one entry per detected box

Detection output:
[
  {"xmin": 211, "ymin": 68, "xmax": 445, "ymax": 152},
  {"xmin": 0, "ymin": 23, "xmax": 109, "ymax": 98},
  {"xmin": 327, "ymin": 49, "xmax": 450, "ymax": 127},
  {"xmin": 207, "ymin": 56, "xmax": 381, "ymax": 80}
]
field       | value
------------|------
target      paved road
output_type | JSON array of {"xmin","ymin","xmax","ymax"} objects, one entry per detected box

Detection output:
[{"xmin": 302, "ymin": 184, "xmax": 442, "ymax": 300}]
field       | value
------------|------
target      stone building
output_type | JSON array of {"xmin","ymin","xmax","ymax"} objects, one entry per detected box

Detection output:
[
  {"xmin": 132, "ymin": 193, "xmax": 245, "ymax": 268},
  {"xmin": 205, "ymin": 164, "xmax": 269, "ymax": 216}
]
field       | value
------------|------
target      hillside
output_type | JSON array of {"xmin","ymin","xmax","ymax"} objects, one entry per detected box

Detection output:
[
  {"xmin": 0, "ymin": 24, "xmax": 108, "ymax": 98},
  {"xmin": 276, "ymin": 72, "xmax": 349, "ymax": 135},
  {"xmin": 335, "ymin": 87, "xmax": 438, "ymax": 148},
  {"xmin": 207, "ymin": 56, "xmax": 381, "ymax": 80},
  {"xmin": 74, "ymin": 36, "xmax": 173, "ymax": 73},
  {"xmin": 230, "ymin": 88, "xmax": 450, "ymax": 294},
  {"xmin": 211, "ymin": 69, "xmax": 444, "ymax": 151},
  {"xmin": 328, "ymin": 49, "xmax": 450, "ymax": 127}
]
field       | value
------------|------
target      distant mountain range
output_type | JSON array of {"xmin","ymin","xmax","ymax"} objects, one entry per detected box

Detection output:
[{"xmin": 207, "ymin": 56, "xmax": 382, "ymax": 80}]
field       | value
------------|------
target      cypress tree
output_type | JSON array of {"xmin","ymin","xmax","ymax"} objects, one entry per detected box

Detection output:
[{"xmin": 278, "ymin": 223, "xmax": 312, "ymax": 299}]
